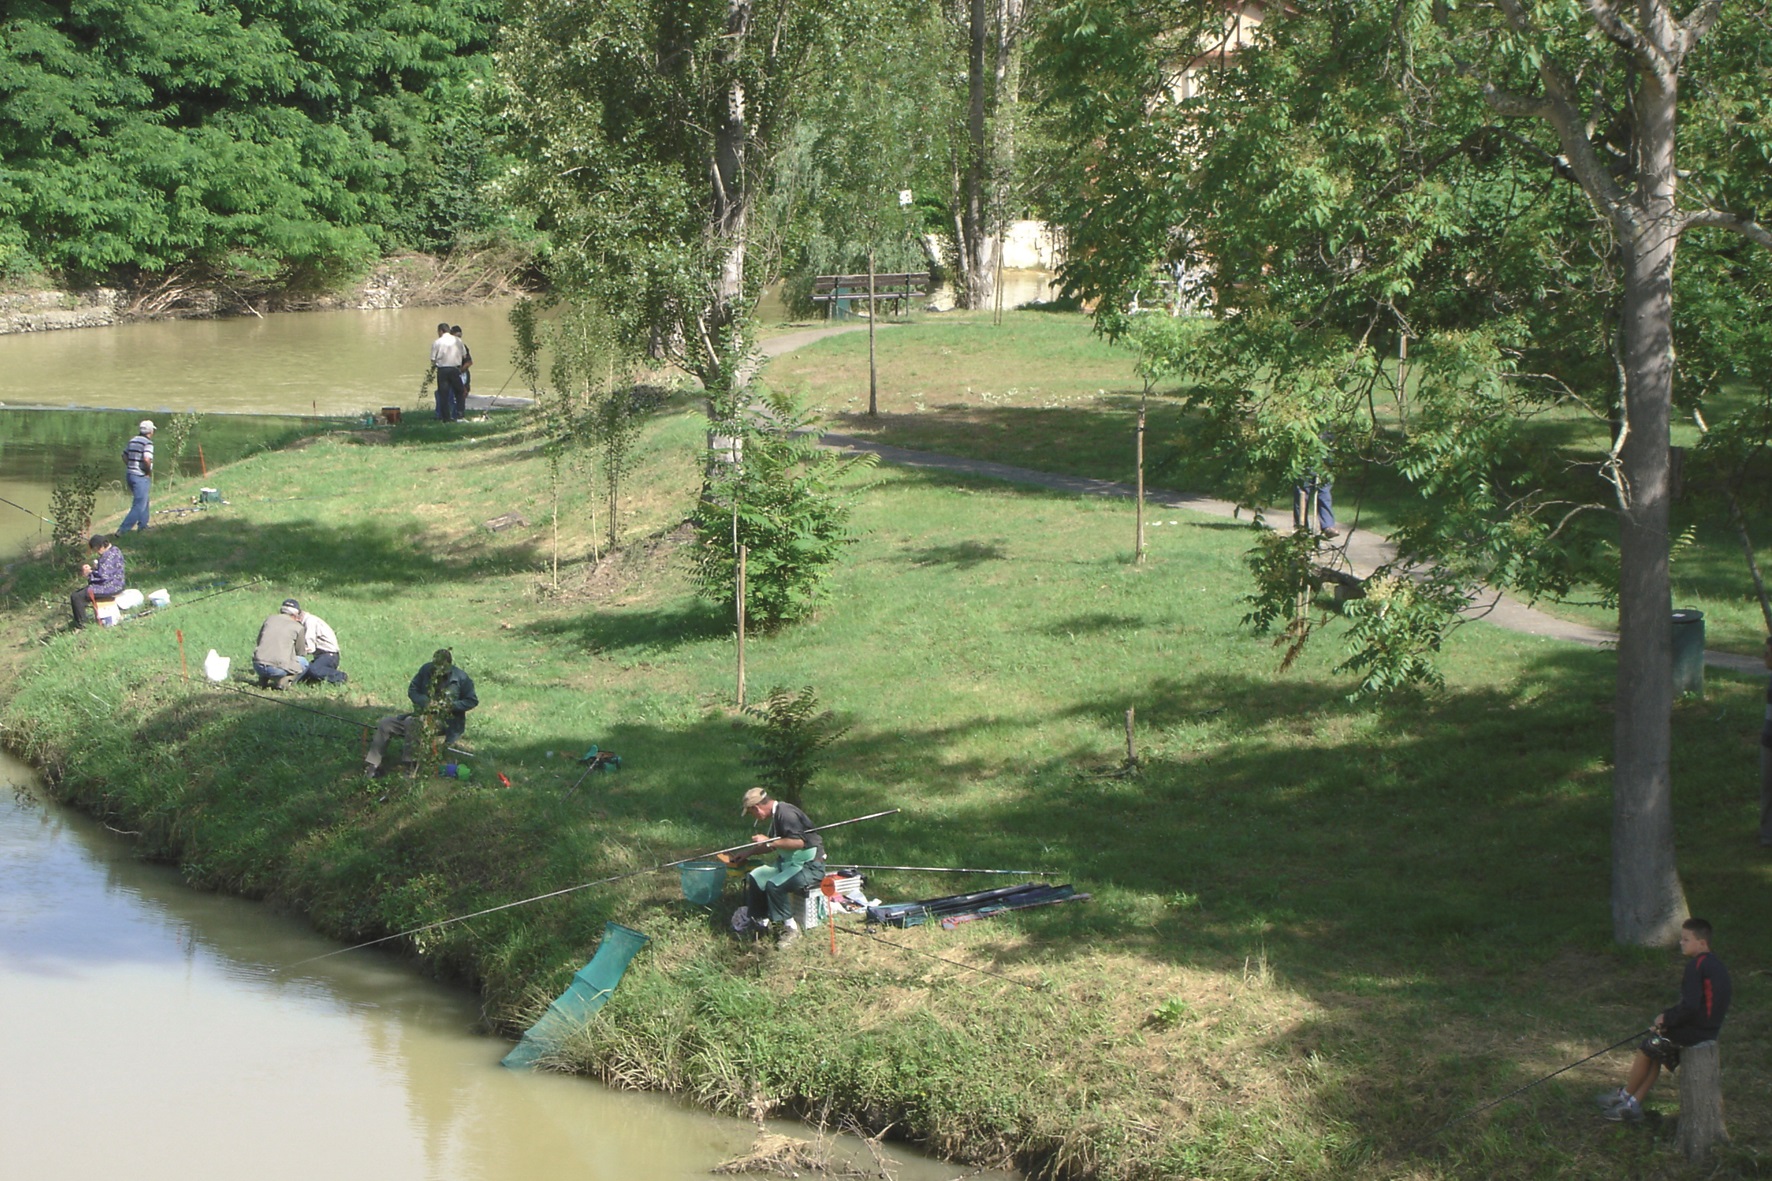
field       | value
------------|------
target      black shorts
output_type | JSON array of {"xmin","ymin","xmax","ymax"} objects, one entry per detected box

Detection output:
[{"xmin": 1640, "ymin": 1035, "xmax": 1682, "ymax": 1071}]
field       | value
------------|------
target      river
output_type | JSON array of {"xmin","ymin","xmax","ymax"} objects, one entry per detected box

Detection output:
[{"xmin": 0, "ymin": 750, "xmax": 1001, "ymax": 1181}]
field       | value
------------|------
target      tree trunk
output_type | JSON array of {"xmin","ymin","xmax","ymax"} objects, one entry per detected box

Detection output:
[
  {"xmin": 1609, "ymin": 63, "xmax": 1688, "ymax": 947},
  {"xmin": 701, "ymin": 0, "xmax": 754, "ymax": 410},
  {"xmin": 958, "ymin": 0, "xmax": 992, "ymax": 310},
  {"xmin": 1673, "ymin": 1041, "xmax": 1727, "ymax": 1162}
]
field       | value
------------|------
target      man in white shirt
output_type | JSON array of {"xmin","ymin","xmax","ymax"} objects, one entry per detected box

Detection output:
[
  {"xmin": 291, "ymin": 601, "xmax": 348, "ymax": 684},
  {"xmin": 431, "ymin": 322, "xmax": 467, "ymax": 421}
]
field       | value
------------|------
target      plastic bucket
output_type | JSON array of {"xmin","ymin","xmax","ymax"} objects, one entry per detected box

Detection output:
[{"xmin": 678, "ymin": 860, "xmax": 727, "ymax": 906}]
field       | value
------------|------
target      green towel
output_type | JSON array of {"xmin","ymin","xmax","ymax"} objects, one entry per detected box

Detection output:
[{"xmin": 748, "ymin": 846, "xmax": 819, "ymax": 889}]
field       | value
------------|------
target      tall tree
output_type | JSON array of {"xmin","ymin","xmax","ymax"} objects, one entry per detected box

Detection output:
[
  {"xmin": 500, "ymin": 0, "xmax": 847, "ymax": 418},
  {"xmin": 1038, "ymin": 0, "xmax": 1772, "ymax": 944},
  {"xmin": 950, "ymin": 0, "xmax": 1035, "ymax": 308}
]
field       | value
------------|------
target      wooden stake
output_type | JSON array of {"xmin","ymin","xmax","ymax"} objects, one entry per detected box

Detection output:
[
  {"xmin": 197, "ymin": 442, "xmax": 208, "ymax": 477},
  {"xmin": 736, "ymin": 542, "xmax": 747, "ymax": 709},
  {"xmin": 176, "ymin": 629, "xmax": 188, "ymax": 680},
  {"xmin": 1135, "ymin": 393, "xmax": 1147, "ymax": 565},
  {"xmin": 868, "ymin": 246, "xmax": 879, "ymax": 417},
  {"xmin": 1125, "ymin": 707, "xmax": 1137, "ymax": 767}
]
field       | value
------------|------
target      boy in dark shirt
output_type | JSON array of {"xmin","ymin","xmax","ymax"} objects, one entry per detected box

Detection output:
[{"xmin": 1601, "ymin": 917, "xmax": 1731, "ymax": 1121}]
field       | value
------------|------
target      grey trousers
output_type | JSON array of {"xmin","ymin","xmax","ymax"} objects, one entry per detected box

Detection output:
[{"xmin": 366, "ymin": 714, "xmax": 416, "ymax": 771}]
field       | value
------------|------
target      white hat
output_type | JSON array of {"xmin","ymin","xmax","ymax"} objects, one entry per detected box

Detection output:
[{"xmin": 139, "ymin": 419, "xmax": 157, "ymax": 432}]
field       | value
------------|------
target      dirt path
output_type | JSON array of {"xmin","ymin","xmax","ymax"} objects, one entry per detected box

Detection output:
[{"xmin": 759, "ymin": 320, "xmax": 1756, "ymax": 674}]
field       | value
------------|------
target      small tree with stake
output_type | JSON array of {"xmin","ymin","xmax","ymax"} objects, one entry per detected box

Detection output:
[{"xmin": 745, "ymin": 686, "xmax": 849, "ymax": 809}]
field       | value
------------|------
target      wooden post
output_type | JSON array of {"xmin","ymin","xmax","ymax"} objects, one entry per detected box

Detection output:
[
  {"xmin": 1674, "ymin": 1041, "xmax": 1728, "ymax": 1162},
  {"xmin": 176, "ymin": 629, "xmax": 188, "ymax": 680},
  {"xmin": 1124, "ymin": 708, "xmax": 1137, "ymax": 768},
  {"xmin": 736, "ymin": 543, "xmax": 747, "ymax": 709},
  {"xmin": 1135, "ymin": 393, "xmax": 1147, "ymax": 565},
  {"xmin": 868, "ymin": 247, "xmax": 879, "ymax": 417}
]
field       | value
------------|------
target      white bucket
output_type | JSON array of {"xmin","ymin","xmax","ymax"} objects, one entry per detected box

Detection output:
[
  {"xmin": 203, "ymin": 650, "xmax": 231, "ymax": 682},
  {"xmin": 114, "ymin": 588, "xmax": 145, "ymax": 611},
  {"xmin": 147, "ymin": 588, "xmax": 170, "ymax": 607}
]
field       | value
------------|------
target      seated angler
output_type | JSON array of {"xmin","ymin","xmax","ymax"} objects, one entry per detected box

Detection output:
[{"xmin": 69, "ymin": 535, "xmax": 125, "ymax": 630}]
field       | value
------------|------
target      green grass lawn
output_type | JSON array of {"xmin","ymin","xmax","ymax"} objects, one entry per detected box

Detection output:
[
  {"xmin": 767, "ymin": 311, "xmax": 1772, "ymax": 656},
  {"xmin": 1, "ymin": 391, "xmax": 1767, "ymax": 1179}
]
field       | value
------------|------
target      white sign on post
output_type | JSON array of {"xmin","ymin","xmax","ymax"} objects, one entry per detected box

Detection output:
[{"xmin": 897, "ymin": 189, "xmax": 914, "ymax": 207}]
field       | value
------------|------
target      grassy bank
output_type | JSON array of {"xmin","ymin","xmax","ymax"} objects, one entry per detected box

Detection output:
[
  {"xmin": 767, "ymin": 311, "xmax": 1772, "ymax": 657},
  {"xmin": 1, "ymin": 365, "xmax": 1768, "ymax": 1179}
]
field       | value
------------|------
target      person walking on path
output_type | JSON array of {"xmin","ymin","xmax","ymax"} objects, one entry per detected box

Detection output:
[
  {"xmin": 1597, "ymin": 917, "xmax": 1732, "ymax": 1122},
  {"xmin": 1761, "ymin": 636, "xmax": 1772, "ymax": 848},
  {"xmin": 294, "ymin": 605, "xmax": 348, "ymax": 685},
  {"xmin": 727, "ymin": 787, "xmax": 826, "ymax": 948},
  {"xmin": 69, "ymin": 534, "xmax": 124, "ymax": 629},
  {"xmin": 450, "ymin": 325, "xmax": 473, "ymax": 419},
  {"xmin": 365, "ymin": 648, "xmax": 478, "ymax": 776},
  {"xmin": 431, "ymin": 323, "xmax": 467, "ymax": 421},
  {"xmin": 252, "ymin": 598, "xmax": 311, "ymax": 689},
  {"xmin": 119, "ymin": 420, "xmax": 156, "ymax": 533}
]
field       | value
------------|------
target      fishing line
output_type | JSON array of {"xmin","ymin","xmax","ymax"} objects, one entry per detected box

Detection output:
[
  {"xmin": 280, "ymin": 808, "xmax": 900, "ymax": 969},
  {"xmin": 836, "ymin": 925, "xmax": 1048, "ymax": 993},
  {"xmin": 830, "ymin": 864, "xmax": 1055, "ymax": 876},
  {"xmin": 213, "ymin": 682, "xmax": 475, "ymax": 758},
  {"xmin": 1415, "ymin": 1027, "xmax": 1651, "ymax": 1145}
]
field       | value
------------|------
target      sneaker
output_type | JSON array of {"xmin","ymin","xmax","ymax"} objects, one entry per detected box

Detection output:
[
  {"xmin": 1603, "ymin": 1096, "xmax": 1643, "ymax": 1122},
  {"xmin": 775, "ymin": 921, "xmax": 802, "ymax": 949},
  {"xmin": 1594, "ymin": 1088, "xmax": 1629, "ymax": 1111},
  {"xmin": 1320, "ymin": 528, "xmax": 1341, "ymax": 539}
]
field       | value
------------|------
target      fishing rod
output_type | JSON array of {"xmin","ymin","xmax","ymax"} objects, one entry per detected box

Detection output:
[
  {"xmin": 1416, "ymin": 1027, "xmax": 1651, "ymax": 1145},
  {"xmin": 135, "ymin": 577, "xmax": 267, "ymax": 617},
  {"xmin": 215, "ymin": 682, "xmax": 475, "ymax": 757},
  {"xmin": 0, "ymin": 494, "xmax": 52, "ymax": 524},
  {"xmin": 831, "ymin": 864, "xmax": 1056, "ymax": 876},
  {"xmin": 835, "ymin": 924, "xmax": 1048, "ymax": 992},
  {"xmin": 281, "ymin": 808, "xmax": 901, "ymax": 969}
]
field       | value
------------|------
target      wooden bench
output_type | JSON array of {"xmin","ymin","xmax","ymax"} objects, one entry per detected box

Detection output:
[{"xmin": 811, "ymin": 272, "xmax": 930, "ymax": 319}]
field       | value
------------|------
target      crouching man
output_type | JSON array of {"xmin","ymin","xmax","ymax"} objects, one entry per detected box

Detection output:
[
  {"xmin": 364, "ymin": 648, "xmax": 478, "ymax": 777},
  {"xmin": 252, "ymin": 598, "xmax": 311, "ymax": 688}
]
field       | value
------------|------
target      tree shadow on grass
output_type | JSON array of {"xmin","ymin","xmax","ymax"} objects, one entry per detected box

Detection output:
[
  {"xmin": 904, "ymin": 540, "xmax": 1008, "ymax": 569},
  {"xmin": 31, "ymin": 514, "xmax": 543, "ymax": 603},
  {"xmin": 518, "ymin": 600, "xmax": 731, "ymax": 657}
]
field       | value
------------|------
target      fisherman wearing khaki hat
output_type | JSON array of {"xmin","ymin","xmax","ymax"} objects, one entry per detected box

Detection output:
[{"xmin": 727, "ymin": 788, "xmax": 825, "ymax": 947}]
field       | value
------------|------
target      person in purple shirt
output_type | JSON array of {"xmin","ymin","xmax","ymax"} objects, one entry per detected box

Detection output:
[{"xmin": 70, "ymin": 534, "xmax": 125, "ymax": 629}]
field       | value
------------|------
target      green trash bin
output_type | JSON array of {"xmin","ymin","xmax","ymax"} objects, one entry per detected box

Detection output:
[{"xmin": 1671, "ymin": 609, "xmax": 1705, "ymax": 697}]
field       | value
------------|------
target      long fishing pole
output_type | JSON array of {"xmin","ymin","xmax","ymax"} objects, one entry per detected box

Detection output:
[
  {"xmin": 1416, "ymin": 1028, "xmax": 1651, "ymax": 1145},
  {"xmin": 831, "ymin": 864, "xmax": 1055, "ymax": 876},
  {"xmin": 135, "ymin": 577, "xmax": 267, "ymax": 618},
  {"xmin": 281, "ymin": 808, "xmax": 900, "ymax": 969},
  {"xmin": 214, "ymin": 682, "xmax": 475, "ymax": 756},
  {"xmin": 0, "ymin": 494, "xmax": 53, "ymax": 524}
]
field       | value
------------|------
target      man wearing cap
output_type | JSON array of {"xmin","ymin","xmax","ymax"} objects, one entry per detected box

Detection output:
[
  {"xmin": 291, "ymin": 603, "xmax": 348, "ymax": 685},
  {"xmin": 365, "ymin": 648, "xmax": 479, "ymax": 777},
  {"xmin": 69, "ymin": 534, "xmax": 125, "ymax": 630},
  {"xmin": 252, "ymin": 598, "xmax": 312, "ymax": 689},
  {"xmin": 728, "ymin": 788, "xmax": 825, "ymax": 947},
  {"xmin": 120, "ymin": 420, "xmax": 156, "ymax": 532},
  {"xmin": 431, "ymin": 322, "xmax": 467, "ymax": 421}
]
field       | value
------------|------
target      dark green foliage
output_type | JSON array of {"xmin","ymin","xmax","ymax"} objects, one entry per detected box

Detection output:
[
  {"xmin": 48, "ymin": 463, "xmax": 105, "ymax": 558},
  {"xmin": 743, "ymin": 685, "xmax": 848, "ymax": 808},
  {"xmin": 690, "ymin": 389, "xmax": 874, "ymax": 629},
  {"xmin": 0, "ymin": 0, "xmax": 508, "ymax": 284}
]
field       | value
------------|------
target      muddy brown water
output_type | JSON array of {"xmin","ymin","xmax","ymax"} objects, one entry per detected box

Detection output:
[{"xmin": 0, "ymin": 750, "xmax": 1010, "ymax": 1180}]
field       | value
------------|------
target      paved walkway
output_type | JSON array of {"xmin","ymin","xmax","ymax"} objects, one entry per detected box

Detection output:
[{"xmin": 623, "ymin": 319, "xmax": 1758, "ymax": 675}]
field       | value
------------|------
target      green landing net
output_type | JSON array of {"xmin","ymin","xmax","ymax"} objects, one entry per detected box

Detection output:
[{"xmin": 501, "ymin": 921, "xmax": 650, "ymax": 1069}]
